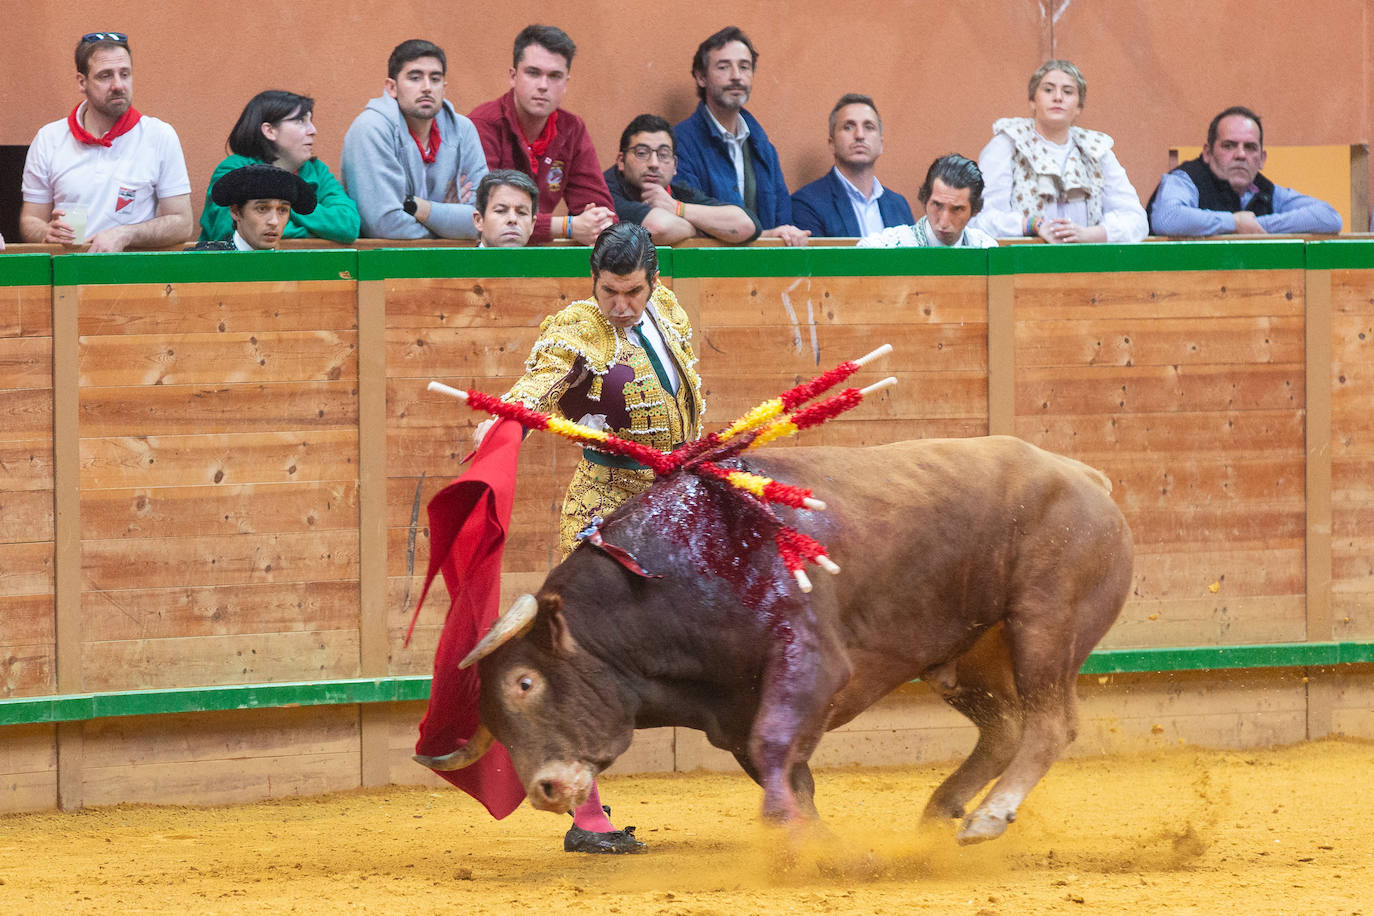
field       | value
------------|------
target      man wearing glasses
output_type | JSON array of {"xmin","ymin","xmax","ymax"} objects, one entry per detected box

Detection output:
[
  {"xmin": 468, "ymin": 25, "xmax": 615, "ymax": 246},
  {"xmin": 20, "ymin": 32, "xmax": 193, "ymax": 252},
  {"xmin": 604, "ymin": 115, "xmax": 759, "ymax": 245}
]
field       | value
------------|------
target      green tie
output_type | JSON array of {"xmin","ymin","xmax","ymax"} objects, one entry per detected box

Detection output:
[{"xmin": 634, "ymin": 323, "xmax": 676, "ymax": 395}]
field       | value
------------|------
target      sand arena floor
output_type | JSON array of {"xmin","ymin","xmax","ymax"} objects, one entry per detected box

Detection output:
[{"xmin": 0, "ymin": 739, "xmax": 1370, "ymax": 915}]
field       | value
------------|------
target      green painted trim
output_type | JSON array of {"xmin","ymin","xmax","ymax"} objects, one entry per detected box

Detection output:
[
  {"xmin": 988, "ymin": 239, "xmax": 1306, "ymax": 275},
  {"xmin": 0, "ymin": 254, "xmax": 53, "ymax": 287},
  {"xmin": 0, "ymin": 676, "xmax": 431, "ymax": 727},
  {"xmin": 673, "ymin": 245, "xmax": 988, "ymax": 278},
  {"xmin": 357, "ymin": 246, "xmax": 592, "ymax": 280},
  {"xmin": 1306, "ymin": 240, "xmax": 1374, "ymax": 270},
  {"xmin": 1079, "ymin": 641, "xmax": 1374, "ymax": 674},
  {"xmin": 51, "ymin": 249, "xmax": 358, "ymax": 286},
  {"xmin": 3, "ymin": 642, "xmax": 1373, "ymax": 727}
]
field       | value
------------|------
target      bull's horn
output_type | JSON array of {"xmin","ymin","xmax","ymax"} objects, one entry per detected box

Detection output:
[
  {"xmin": 458, "ymin": 593, "xmax": 539, "ymax": 669},
  {"xmin": 413, "ymin": 725, "xmax": 494, "ymax": 771}
]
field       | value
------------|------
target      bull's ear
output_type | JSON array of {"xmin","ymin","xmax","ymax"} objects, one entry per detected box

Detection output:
[{"xmin": 540, "ymin": 594, "xmax": 581, "ymax": 659}]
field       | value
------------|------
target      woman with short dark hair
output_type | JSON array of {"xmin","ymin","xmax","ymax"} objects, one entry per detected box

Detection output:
[{"xmin": 198, "ymin": 90, "xmax": 359, "ymax": 244}]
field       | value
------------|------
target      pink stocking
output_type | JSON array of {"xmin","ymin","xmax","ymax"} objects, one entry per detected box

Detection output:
[{"xmin": 571, "ymin": 779, "xmax": 616, "ymax": 832}]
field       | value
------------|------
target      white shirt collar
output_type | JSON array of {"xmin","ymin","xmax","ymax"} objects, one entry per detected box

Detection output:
[
  {"xmin": 231, "ymin": 231, "xmax": 256, "ymax": 251},
  {"xmin": 833, "ymin": 167, "xmax": 883, "ymax": 203},
  {"xmin": 705, "ymin": 105, "xmax": 749, "ymax": 143}
]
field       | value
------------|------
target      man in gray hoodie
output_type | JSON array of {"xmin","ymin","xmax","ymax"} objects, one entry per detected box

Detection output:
[{"xmin": 341, "ymin": 39, "xmax": 489, "ymax": 239}]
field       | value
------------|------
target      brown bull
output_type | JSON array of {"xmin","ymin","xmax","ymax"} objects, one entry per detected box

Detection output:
[{"xmin": 421, "ymin": 436, "xmax": 1133, "ymax": 843}]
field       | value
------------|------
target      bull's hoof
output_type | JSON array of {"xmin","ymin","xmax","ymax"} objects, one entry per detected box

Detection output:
[
  {"xmin": 564, "ymin": 823, "xmax": 647, "ymax": 854},
  {"xmin": 956, "ymin": 809, "xmax": 1014, "ymax": 845}
]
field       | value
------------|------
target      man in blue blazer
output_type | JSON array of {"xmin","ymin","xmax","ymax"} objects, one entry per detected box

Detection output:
[
  {"xmin": 674, "ymin": 26, "xmax": 810, "ymax": 246},
  {"xmin": 791, "ymin": 94, "xmax": 914, "ymax": 238}
]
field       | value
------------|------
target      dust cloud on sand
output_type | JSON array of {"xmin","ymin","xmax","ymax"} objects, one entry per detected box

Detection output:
[{"xmin": 0, "ymin": 739, "xmax": 1369, "ymax": 915}]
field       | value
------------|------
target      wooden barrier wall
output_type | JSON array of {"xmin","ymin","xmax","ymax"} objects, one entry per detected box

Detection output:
[{"xmin": 3, "ymin": 242, "xmax": 1374, "ymax": 813}]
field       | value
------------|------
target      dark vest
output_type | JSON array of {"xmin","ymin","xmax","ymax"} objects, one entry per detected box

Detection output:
[{"xmin": 1147, "ymin": 156, "xmax": 1275, "ymax": 222}]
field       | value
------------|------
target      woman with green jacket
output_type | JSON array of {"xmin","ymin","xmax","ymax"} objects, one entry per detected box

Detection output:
[{"xmin": 199, "ymin": 90, "xmax": 360, "ymax": 244}]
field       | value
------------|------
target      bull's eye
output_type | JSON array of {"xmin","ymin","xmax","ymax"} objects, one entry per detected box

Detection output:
[{"xmin": 518, "ymin": 676, "xmax": 533, "ymax": 692}]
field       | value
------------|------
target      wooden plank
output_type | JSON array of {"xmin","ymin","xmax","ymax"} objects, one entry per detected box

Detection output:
[
  {"xmin": 1330, "ymin": 269, "xmax": 1374, "ymax": 315},
  {"xmin": 0, "ymin": 286, "xmax": 54, "ymax": 338},
  {"xmin": 695, "ymin": 275, "xmax": 989, "ymax": 327},
  {"xmin": 358, "ymin": 277, "xmax": 389, "ymax": 789},
  {"xmin": 386, "ymin": 327, "xmax": 542, "ymax": 379},
  {"xmin": 0, "ymin": 489, "xmax": 54, "ymax": 544},
  {"xmin": 81, "ymin": 630, "xmax": 361, "ymax": 691},
  {"xmin": 79, "ymin": 580, "xmax": 358, "ymax": 641},
  {"xmin": 0, "ymin": 724, "xmax": 56, "ymax": 814},
  {"xmin": 0, "ymin": 337, "xmax": 52, "ymax": 388},
  {"xmin": 1307, "ymin": 268, "xmax": 1334, "ymax": 642},
  {"xmin": 988, "ymin": 272, "xmax": 1015, "ymax": 436},
  {"xmin": 79, "ymin": 481, "xmax": 358, "ymax": 540},
  {"xmin": 0, "ymin": 541, "xmax": 54, "ymax": 597},
  {"xmin": 0, "ymin": 593, "xmax": 55, "ymax": 645},
  {"xmin": 1015, "ymin": 364, "xmax": 1304, "ymax": 415},
  {"xmin": 1122, "ymin": 506, "xmax": 1306, "ymax": 545},
  {"xmin": 79, "ymin": 429, "xmax": 359, "ymax": 489},
  {"xmin": 1130, "ymin": 542, "xmax": 1304, "ymax": 598},
  {"xmin": 78, "ymin": 330, "xmax": 358, "ymax": 387},
  {"xmin": 1018, "ymin": 315, "xmax": 1305, "ymax": 368},
  {"xmin": 704, "ymin": 371, "xmax": 986, "ymax": 420},
  {"xmin": 1104, "ymin": 595, "xmax": 1307, "ymax": 648},
  {"xmin": 0, "ymin": 440, "xmax": 53, "ymax": 490},
  {"xmin": 384, "ymin": 276, "xmax": 591, "ymax": 328},
  {"xmin": 79, "ymin": 380, "xmax": 359, "ymax": 436},
  {"xmin": 0, "ymin": 388, "xmax": 52, "ymax": 439},
  {"xmin": 75, "ymin": 280, "xmax": 357, "ymax": 335},
  {"xmin": 695, "ymin": 323, "xmax": 986, "ymax": 374},
  {"xmin": 1018, "ymin": 409, "xmax": 1305, "ymax": 457},
  {"xmin": 81, "ymin": 529, "xmax": 359, "ymax": 590},
  {"xmin": 0, "ymin": 642, "xmax": 55, "ymax": 697},
  {"xmin": 78, "ymin": 706, "xmax": 359, "ymax": 806},
  {"xmin": 1013, "ymin": 269, "xmax": 1304, "ymax": 321}
]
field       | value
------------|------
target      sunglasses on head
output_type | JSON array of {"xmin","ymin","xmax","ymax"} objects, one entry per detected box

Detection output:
[{"xmin": 81, "ymin": 31, "xmax": 128, "ymax": 43}]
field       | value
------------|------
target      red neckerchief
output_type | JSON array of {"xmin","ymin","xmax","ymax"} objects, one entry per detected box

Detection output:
[
  {"xmin": 409, "ymin": 120, "xmax": 441, "ymax": 164},
  {"xmin": 518, "ymin": 109, "xmax": 558, "ymax": 171},
  {"xmin": 67, "ymin": 103, "xmax": 142, "ymax": 147}
]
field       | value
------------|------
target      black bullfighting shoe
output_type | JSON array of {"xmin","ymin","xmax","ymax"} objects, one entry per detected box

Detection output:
[{"xmin": 563, "ymin": 806, "xmax": 647, "ymax": 854}]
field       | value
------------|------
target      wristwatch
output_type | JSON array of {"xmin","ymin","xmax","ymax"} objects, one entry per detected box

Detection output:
[{"xmin": 403, "ymin": 195, "xmax": 418, "ymax": 216}]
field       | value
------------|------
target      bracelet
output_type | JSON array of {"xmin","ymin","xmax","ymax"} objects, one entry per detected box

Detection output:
[
  {"xmin": 674, "ymin": 200, "xmax": 685, "ymax": 218},
  {"xmin": 562, "ymin": 216, "xmax": 571, "ymax": 238},
  {"xmin": 1026, "ymin": 216, "xmax": 1041, "ymax": 236}
]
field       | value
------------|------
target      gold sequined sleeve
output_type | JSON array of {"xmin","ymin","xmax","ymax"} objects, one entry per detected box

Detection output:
[{"xmin": 503, "ymin": 300, "xmax": 617, "ymax": 417}]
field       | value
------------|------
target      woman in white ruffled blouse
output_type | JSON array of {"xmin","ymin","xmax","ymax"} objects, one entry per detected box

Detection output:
[{"xmin": 972, "ymin": 60, "xmax": 1147, "ymax": 244}]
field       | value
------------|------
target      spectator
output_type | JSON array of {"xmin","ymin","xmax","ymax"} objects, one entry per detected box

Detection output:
[
  {"xmin": 1147, "ymin": 106, "xmax": 1341, "ymax": 236},
  {"xmin": 341, "ymin": 39, "xmax": 488, "ymax": 240},
  {"xmin": 792, "ymin": 94, "xmax": 913, "ymax": 238},
  {"xmin": 604, "ymin": 114, "xmax": 758, "ymax": 245},
  {"xmin": 193, "ymin": 164, "xmax": 317, "ymax": 251},
  {"xmin": 674, "ymin": 26, "xmax": 809, "ymax": 246},
  {"xmin": 20, "ymin": 31, "xmax": 192, "ymax": 252},
  {"xmin": 859, "ymin": 154, "xmax": 998, "ymax": 248},
  {"xmin": 200, "ymin": 91, "xmax": 359, "ymax": 244},
  {"xmin": 469, "ymin": 25, "xmax": 615, "ymax": 246},
  {"xmin": 972, "ymin": 60, "xmax": 1146, "ymax": 244},
  {"xmin": 473, "ymin": 170, "xmax": 538, "ymax": 248}
]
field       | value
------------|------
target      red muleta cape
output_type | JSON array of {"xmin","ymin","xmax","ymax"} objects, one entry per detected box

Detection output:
[{"xmin": 412, "ymin": 418, "xmax": 527, "ymax": 818}]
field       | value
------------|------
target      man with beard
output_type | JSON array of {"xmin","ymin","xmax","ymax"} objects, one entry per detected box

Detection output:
[
  {"xmin": 1147, "ymin": 106, "xmax": 1341, "ymax": 236},
  {"xmin": 21, "ymin": 31, "xmax": 192, "ymax": 252},
  {"xmin": 341, "ymin": 39, "xmax": 489, "ymax": 240},
  {"xmin": 604, "ymin": 114, "xmax": 758, "ymax": 245},
  {"xmin": 469, "ymin": 25, "xmax": 616, "ymax": 245},
  {"xmin": 674, "ymin": 26, "xmax": 809, "ymax": 246},
  {"xmin": 791, "ymin": 94, "xmax": 914, "ymax": 238}
]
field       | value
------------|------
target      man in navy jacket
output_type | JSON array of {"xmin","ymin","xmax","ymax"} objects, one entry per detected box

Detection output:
[
  {"xmin": 674, "ymin": 27, "xmax": 809, "ymax": 246},
  {"xmin": 791, "ymin": 94, "xmax": 913, "ymax": 238}
]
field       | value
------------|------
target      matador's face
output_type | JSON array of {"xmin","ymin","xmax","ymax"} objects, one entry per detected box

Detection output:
[{"xmin": 592, "ymin": 269, "xmax": 654, "ymax": 330}]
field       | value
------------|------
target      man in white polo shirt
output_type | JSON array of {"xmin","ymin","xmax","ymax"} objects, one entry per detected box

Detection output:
[{"xmin": 20, "ymin": 32, "xmax": 193, "ymax": 253}]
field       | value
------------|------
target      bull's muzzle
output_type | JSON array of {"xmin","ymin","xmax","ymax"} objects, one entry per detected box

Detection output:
[{"xmin": 412, "ymin": 594, "xmax": 540, "ymax": 773}]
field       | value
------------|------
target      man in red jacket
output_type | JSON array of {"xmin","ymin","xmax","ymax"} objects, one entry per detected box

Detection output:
[{"xmin": 469, "ymin": 25, "xmax": 616, "ymax": 246}]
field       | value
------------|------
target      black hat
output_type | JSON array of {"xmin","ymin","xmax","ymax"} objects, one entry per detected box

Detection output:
[{"xmin": 211, "ymin": 163, "xmax": 317, "ymax": 214}]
